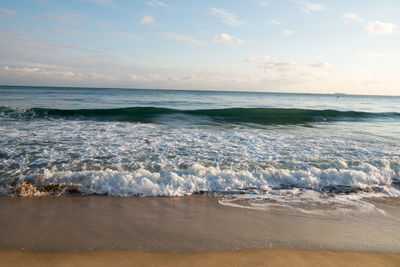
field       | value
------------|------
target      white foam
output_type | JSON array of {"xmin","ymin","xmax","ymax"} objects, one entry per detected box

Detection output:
[
  {"xmin": 218, "ymin": 189, "xmax": 393, "ymax": 215},
  {"xmin": 1, "ymin": 117, "xmax": 399, "ymax": 215}
]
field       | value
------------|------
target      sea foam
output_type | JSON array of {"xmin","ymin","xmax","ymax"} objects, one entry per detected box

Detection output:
[{"xmin": 1, "ymin": 110, "xmax": 399, "ymax": 215}]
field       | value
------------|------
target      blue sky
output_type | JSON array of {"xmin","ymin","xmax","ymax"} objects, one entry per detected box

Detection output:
[{"xmin": 0, "ymin": 0, "xmax": 399, "ymax": 95}]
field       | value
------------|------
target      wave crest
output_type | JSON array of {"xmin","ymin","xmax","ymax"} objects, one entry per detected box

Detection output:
[{"xmin": 1, "ymin": 106, "xmax": 399, "ymax": 125}]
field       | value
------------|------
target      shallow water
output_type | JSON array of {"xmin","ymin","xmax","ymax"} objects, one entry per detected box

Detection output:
[
  {"xmin": 0, "ymin": 195, "xmax": 399, "ymax": 252},
  {"xmin": 0, "ymin": 86, "xmax": 399, "ymax": 215}
]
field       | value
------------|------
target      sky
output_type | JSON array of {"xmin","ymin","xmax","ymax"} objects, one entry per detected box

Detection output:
[{"xmin": 0, "ymin": 0, "xmax": 399, "ymax": 95}]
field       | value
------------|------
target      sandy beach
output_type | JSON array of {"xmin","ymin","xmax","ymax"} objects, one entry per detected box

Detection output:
[
  {"xmin": 1, "ymin": 249, "xmax": 400, "ymax": 267},
  {"xmin": 0, "ymin": 195, "xmax": 399, "ymax": 266}
]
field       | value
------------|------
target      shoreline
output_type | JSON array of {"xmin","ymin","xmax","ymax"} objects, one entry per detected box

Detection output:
[
  {"xmin": 1, "ymin": 195, "xmax": 399, "ymax": 253},
  {"xmin": 1, "ymin": 248, "xmax": 399, "ymax": 267}
]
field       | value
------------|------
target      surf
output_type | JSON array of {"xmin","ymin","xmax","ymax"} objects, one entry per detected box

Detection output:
[{"xmin": 1, "ymin": 106, "xmax": 399, "ymax": 125}]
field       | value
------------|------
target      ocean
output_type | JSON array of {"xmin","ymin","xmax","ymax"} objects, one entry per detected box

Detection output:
[{"xmin": 1, "ymin": 85, "xmax": 400, "ymax": 215}]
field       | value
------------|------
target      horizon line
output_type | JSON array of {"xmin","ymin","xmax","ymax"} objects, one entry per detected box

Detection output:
[{"xmin": 1, "ymin": 84, "xmax": 399, "ymax": 97}]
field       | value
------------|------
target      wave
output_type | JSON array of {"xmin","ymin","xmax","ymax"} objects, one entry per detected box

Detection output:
[
  {"xmin": 1, "ymin": 106, "xmax": 399, "ymax": 125},
  {"xmin": 4, "ymin": 166, "xmax": 398, "ymax": 215},
  {"xmin": 2, "ymin": 161, "xmax": 399, "ymax": 196}
]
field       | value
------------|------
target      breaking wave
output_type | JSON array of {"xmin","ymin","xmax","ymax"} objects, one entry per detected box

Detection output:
[{"xmin": 1, "ymin": 106, "xmax": 399, "ymax": 125}]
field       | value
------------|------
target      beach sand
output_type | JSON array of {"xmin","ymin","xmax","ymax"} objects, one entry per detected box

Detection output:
[
  {"xmin": 1, "ymin": 249, "xmax": 400, "ymax": 267},
  {"xmin": 0, "ymin": 195, "xmax": 399, "ymax": 266}
]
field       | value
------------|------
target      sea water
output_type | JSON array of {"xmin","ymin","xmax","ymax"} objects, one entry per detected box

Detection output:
[{"xmin": 1, "ymin": 86, "xmax": 399, "ymax": 214}]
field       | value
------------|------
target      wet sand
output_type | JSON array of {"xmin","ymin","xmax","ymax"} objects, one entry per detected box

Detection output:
[
  {"xmin": 1, "ymin": 249, "xmax": 400, "ymax": 267},
  {"xmin": 0, "ymin": 195, "xmax": 399, "ymax": 265}
]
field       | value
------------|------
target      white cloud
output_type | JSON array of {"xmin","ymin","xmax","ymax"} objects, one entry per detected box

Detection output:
[
  {"xmin": 234, "ymin": 39, "xmax": 244, "ymax": 46},
  {"xmin": 342, "ymin": 13, "xmax": 362, "ymax": 23},
  {"xmin": 245, "ymin": 56, "xmax": 270, "ymax": 64},
  {"xmin": 0, "ymin": 8, "xmax": 17, "ymax": 15},
  {"xmin": 246, "ymin": 56, "xmax": 297, "ymax": 71},
  {"xmin": 213, "ymin": 33, "xmax": 233, "ymax": 42},
  {"xmin": 0, "ymin": 29, "xmax": 128, "ymax": 76},
  {"xmin": 310, "ymin": 62, "xmax": 329, "ymax": 68},
  {"xmin": 260, "ymin": 2, "xmax": 270, "ymax": 7},
  {"xmin": 281, "ymin": 29, "xmax": 295, "ymax": 35},
  {"xmin": 268, "ymin": 20, "xmax": 280, "ymax": 25},
  {"xmin": 365, "ymin": 21, "xmax": 397, "ymax": 35},
  {"xmin": 161, "ymin": 33, "xmax": 204, "ymax": 46},
  {"xmin": 292, "ymin": 1, "xmax": 325, "ymax": 13},
  {"xmin": 213, "ymin": 33, "xmax": 243, "ymax": 46},
  {"xmin": 182, "ymin": 74, "xmax": 198, "ymax": 81},
  {"xmin": 129, "ymin": 74, "xmax": 151, "ymax": 82},
  {"xmin": 209, "ymin": 8, "xmax": 243, "ymax": 27},
  {"xmin": 264, "ymin": 60, "xmax": 296, "ymax": 68},
  {"xmin": 140, "ymin": 16, "xmax": 155, "ymax": 25},
  {"xmin": 128, "ymin": 72, "xmax": 188, "ymax": 83},
  {"xmin": 1, "ymin": 65, "xmax": 116, "ymax": 81},
  {"xmin": 245, "ymin": 56, "xmax": 310, "ymax": 83},
  {"xmin": 146, "ymin": 0, "xmax": 168, "ymax": 7},
  {"xmin": 243, "ymin": 56, "xmax": 341, "ymax": 93},
  {"xmin": 87, "ymin": 72, "xmax": 117, "ymax": 80}
]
